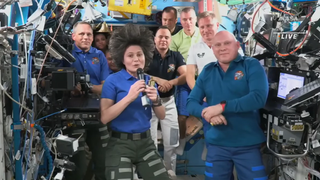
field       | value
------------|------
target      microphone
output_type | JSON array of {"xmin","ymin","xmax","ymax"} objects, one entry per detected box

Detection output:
[{"xmin": 137, "ymin": 68, "xmax": 150, "ymax": 107}]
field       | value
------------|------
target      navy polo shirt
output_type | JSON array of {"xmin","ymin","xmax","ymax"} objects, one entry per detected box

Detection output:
[
  {"xmin": 187, "ymin": 55, "xmax": 268, "ymax": 147},
  {"xmin": 147, "ymin": 49, "xmax": 185, "ymax": 98},
  {"xmin": 61, "ymin": 45, "xmax": 111, "ymax": 85},
  {"xmin": 101, "ymin": 69, "xmax": 154, "ymax": 133}
]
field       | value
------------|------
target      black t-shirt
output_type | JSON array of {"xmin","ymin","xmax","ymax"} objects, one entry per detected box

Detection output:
[
  {"xmin": 147, "ymin": 49, "xmax": 186, "ymax": 98},
  {"xmin": 149, "ymin": 25, "xmax": 182, "ymax": 36},
  {"xmin": 171, "ymin": 25, "xmax": 182, "ymax": 36}
]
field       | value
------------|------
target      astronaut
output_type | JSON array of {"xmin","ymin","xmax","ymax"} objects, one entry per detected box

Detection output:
[{"xmin": 100, "ymin": 23, "xmax": 171, "ymax": 180}]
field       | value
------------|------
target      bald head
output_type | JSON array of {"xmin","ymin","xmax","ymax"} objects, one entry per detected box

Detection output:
[
  {"xmin": 212, "ymin": 31, "xmax": 240, "ymax": 64},
  {"xmin": 214, "ymin": 31, "xmax": 237, "ymax": 42}
]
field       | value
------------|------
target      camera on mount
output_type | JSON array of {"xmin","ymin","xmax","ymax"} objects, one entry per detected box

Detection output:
[{"xmin": 42, "ymin": 67, "xmax": 91, "ymax": 92}]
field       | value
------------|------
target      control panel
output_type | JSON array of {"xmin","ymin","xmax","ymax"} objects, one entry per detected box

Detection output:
[
  {"xmin": 57, "ymin": 112, "xmax": 101, "ymax": 126},
  {"xmin": 60, "ymin": 112, "xmax": 100, "ymax": 120}
]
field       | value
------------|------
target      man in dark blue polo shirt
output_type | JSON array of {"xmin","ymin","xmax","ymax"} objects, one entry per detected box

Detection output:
[
  {"xmin": 63, "ymin": 21, "xmax": 111, "ymax": 180},
  {"xmin": 147, "ymin": 26, "xmax": 186, "ymax": 177},
  {"xmin": 162, "ymin": 7, "xmax": 182, "ymax": 36},
  {"xmin": 187, "ymin": 31, "xmax": 268, "ymax": 180}
]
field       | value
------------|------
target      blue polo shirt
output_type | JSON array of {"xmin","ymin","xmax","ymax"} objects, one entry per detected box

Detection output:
[
  {"xmin": 187, "ymin": 55, "xmax": 268, "ymax": 147},
  {"xmin": 101, "ymin": 69, "xmax": 153, "ymax": 133},
  {"xmin": 61, "ymin": 45, "xmax": 111, "ymax": 85}
]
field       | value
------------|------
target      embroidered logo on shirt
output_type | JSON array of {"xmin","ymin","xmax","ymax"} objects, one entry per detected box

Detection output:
[
  {"xmin": 234, "ymin": 71, "xmax": 244, "ymax": 80},
  {"xmin": 92, "ymin": 57, "xmax": 100, "ymax": 64},
  {"xmin": 167, "ymin": 64, "xmax": 175, "ymax": 73},
  {"xmin": 197, "ymin": 53, "xmax": 205, "ymax": 58}
]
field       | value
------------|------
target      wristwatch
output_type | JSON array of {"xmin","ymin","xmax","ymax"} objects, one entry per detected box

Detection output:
[
  {"xmin": 220, "ymin": 101, "xmax": 226, "ymax": 112},
  {"xmin": 153, "ymin": 96, "xmax": 162, "ymax": 107}
]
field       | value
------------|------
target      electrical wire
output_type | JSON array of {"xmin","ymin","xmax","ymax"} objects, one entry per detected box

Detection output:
[
  {"xmin": 34, "ymin": 124, "xmax": 53, "ymax": 180},
  {"xmin": 19, "ymin": 0, "xmax": 75, "ymax": 178},
  {"xmin": 267, "ymin": 0, "xmax": 294, "ymax": 16},
  {"xmin": 0, "ymin": 1, "xmax": 57, "ymax": 178},
  {"xmin": 268, "ymin": 163, "xmax": 287, "ymax": 178},
  {"xmin": 2, "ymin": 58, "xmax": 21, "ymax": 69},
  {"xmin": 17, "ymin": 2, "xmax": 28, "ymax": 119},
  {"xmin": 0, "ymin": 85, "xmax": 32, "ymax": 112},
  {"xmin": 48, "ymin": 140, "xmax": 57, "ymax": 180},
  {"xmin": 16, "ymin": 2, "xmax": 39, "ymax": 179},
  {"xmin": 251, "ymin": 0, "xmax": 312, "ymax": 57},
  {"xmin": 34, "ymin": 109, "xmax": 67, "ymax": 123},
  {"xmin": 35, "ymin": 0, "xmax": 78, "ymax": 85},
  {"xmin": 16, "ymin": 4, "xmax": 31, "ymax": 178}
]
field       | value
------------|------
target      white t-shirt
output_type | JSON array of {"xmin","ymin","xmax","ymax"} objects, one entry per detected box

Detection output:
[
  {"xmin": 187, "ymin": 40, "xmax": 216, "ymax": 75},
  {"xmin": 187, "ymin": 39, "xmax": 244, "ymax": 75}
]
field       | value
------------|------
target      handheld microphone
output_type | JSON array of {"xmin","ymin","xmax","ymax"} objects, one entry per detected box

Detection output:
[{"xmin": 137, "ymin": 68, "xmax": 150, "ymax": 107}]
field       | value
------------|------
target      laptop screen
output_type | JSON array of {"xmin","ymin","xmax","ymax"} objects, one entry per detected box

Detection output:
[{"xmin": 277, "ymin": 72, "xmax": 305, "ymax": 99}]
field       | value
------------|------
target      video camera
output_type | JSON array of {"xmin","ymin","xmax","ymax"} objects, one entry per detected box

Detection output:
[{"xmin": 42, "ymin": 67, "xmax": 90, "ymax": 91}]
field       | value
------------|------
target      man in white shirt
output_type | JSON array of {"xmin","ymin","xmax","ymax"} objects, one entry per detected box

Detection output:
[
  {"xmin": 186, "ymin": 11, "xmax": 218, "ymax": 90},
  {"xmin": 187, "ymin": 11, "xmax": 244, "ymax": 90}
]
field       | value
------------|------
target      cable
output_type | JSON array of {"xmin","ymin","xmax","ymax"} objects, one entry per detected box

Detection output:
[
  {"xmin": 16, "ymin": 1, "xmax": 41, "ymax": 178},
  {"xmin": 22, "ymin": 1, "xmax": 73, "ymax": 177},
  {"xmin": 48, "ymin": 140, "xmax": 57, "ymax": 180},
  {"xmin": 35, "ymin": 0, "xmax": 77, "ymax": 85},
  {"xmin": 268, "ymin": 163, "xmax": 286, "ymax": 178},
  {"xmin": 251, "ymin": 0, "xmax": 268, "ymax": 33},
  {"xmin": 0, "ymin": 85, "xmax": 32, "ymax": 112},
  {"xmin": 267, "ymin": 0, "xmax": 294, "ymax": 16},
  {"xmin": 34, "ymin": 109, "xmax": 67, "ymax": 123},
  {"xmin": 17, "ymin": 2, "xmax": 28, "ymax": 119},
  {"xmin": 34, "ymin": 125, "xmax": 53, "ymax": 180},
  {"xmin": 2, "ymin": 58, "xmax": 20, "ymax": 69},
  {"xmin": 251, "ymin": 0, "xmax": 312, "ymax": 57},
  {"xmin": 17, "ymin": 4, "xmax": 30, "ymax": 178}
]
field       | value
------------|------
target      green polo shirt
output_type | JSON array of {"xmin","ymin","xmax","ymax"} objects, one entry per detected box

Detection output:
[{"xmin": 169, "ymin": 27, "xmax": 201, "ymax": 61}]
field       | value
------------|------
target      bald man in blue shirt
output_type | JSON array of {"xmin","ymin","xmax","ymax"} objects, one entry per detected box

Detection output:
[{"xmin": 187, "ymin": 31, "xmax": 268, "ymax": 180}]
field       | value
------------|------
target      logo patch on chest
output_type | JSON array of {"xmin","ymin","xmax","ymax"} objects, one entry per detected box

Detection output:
[
  {"xmin": 167, "ymin": 64, "xmax": 175, "ymax": 73},
  {"xmin": 92, "ymin": 57, "xmax": 100, "ymax": 64},
  {"xmin": 234, "ymin": 70, "xmax": 244, "ymax": 80},
  {"xmin": 197, "ymin": 53, "xmax": 205, "ymax": 58}
]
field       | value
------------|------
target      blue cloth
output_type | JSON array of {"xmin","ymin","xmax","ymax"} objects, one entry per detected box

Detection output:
[
  {"xmin": 61, "ymin": 45, "xmax": 111, "ymax": 85},
  {"xmin": 176, "ymin": 85, "xmax": 191, "ymax": 116},
  {"xmin": 101, "ymin": 69, "xmax": 153, "ymax": 133},
  {"xmin": 201, "ymin": 102, "xmax": 210, "ymax": 134},
  {"xmin": 218, "ymin": 16, "xmax": 236, "ymax": 33},
  {"xmin": 187, "ymin": 55, "xmax": 268, "ymax": 147},
  {"xmin": 205, "ymin": 144, "xmax": 267, "ymax": 180}
]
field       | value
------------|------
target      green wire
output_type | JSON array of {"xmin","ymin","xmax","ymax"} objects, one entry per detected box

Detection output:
[{"xmin": 217, "ymin": 0, "xmax": 261, "ymax": 5}]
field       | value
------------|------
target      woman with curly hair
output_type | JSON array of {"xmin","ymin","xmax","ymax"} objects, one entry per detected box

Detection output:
[
  {"xmin": 100, "ymin": 23, "xmax": 170, "ymax": 180},
  {"xmin": 93, "ymin": 32, "xmax": 110, "ymax": 53}
]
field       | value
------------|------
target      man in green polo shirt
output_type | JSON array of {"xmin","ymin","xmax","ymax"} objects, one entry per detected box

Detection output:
[
  {"xmin": 170, "ymin": 7, "xmax": 201, "ymax": 60},
  {"xmin": 169, "ymin": 7, "xmax": 201, "ymax": 160}
]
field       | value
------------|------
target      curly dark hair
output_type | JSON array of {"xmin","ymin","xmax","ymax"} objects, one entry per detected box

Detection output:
[
  {"xmin": 109, "ymin": 23, "xmax": 155, "ymax": 70},
  {"xmin": 92, "ymin": 32, "xmax": 111, "ymax": 50}
]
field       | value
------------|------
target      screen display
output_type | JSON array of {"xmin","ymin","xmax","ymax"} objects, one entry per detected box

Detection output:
[{"xmin": 277, "ymin": 73, "xmax": 305, "ymax": 99}]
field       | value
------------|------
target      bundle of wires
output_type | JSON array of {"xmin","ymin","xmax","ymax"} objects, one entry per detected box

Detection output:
[{"xmin": 217, "ymin": 0, "xmax": 261, "ymax": 6}]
